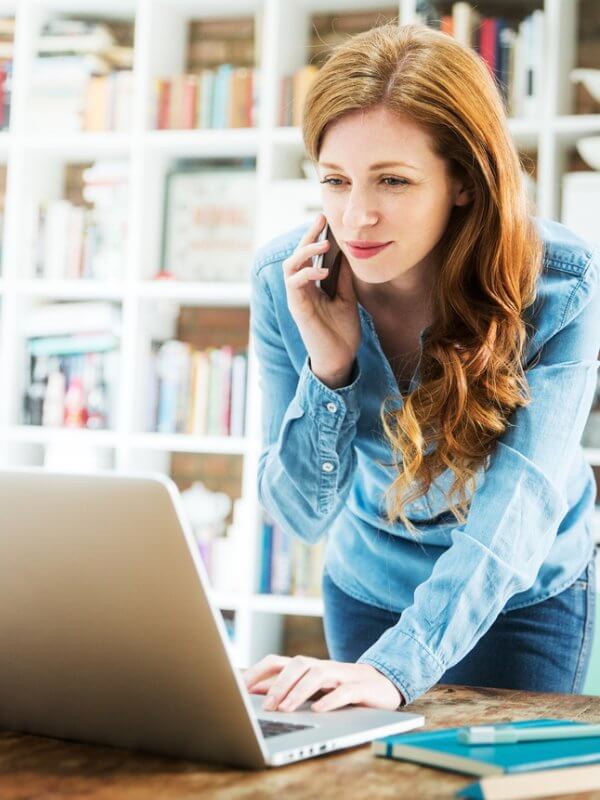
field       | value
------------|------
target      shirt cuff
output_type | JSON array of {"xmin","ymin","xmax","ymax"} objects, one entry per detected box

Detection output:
[
  {"xmin": 357, "ymin": 628, "xmax": 447, "ymax": 706},
  {"xmin": 296, "ymin": 355, "xmax": 361, "ymax": 425}
]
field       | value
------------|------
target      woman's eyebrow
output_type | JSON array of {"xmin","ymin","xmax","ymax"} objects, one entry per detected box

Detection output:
[{"xmin": 318, "ymin": 160, "xmax": 420, "ymax": 171}]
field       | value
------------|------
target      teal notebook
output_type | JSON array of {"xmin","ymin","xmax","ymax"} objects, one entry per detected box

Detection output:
[{"xmin": 372, "ymin": 718, "xmax": 600, "ymax": 777}]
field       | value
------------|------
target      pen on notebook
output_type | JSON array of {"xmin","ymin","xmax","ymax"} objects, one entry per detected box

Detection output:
[{"xmin": 457, "ymin": 723, "xmax": 600, "ymax": 745}]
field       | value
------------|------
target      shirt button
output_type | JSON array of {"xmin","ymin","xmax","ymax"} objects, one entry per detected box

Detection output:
[
  {"xmin": 326, "ymin": 402, "xmax": 338, "ymax": 413},
  {"xmin": 322, "ymin": 462, "xmax": 335, "ymax": 473}
]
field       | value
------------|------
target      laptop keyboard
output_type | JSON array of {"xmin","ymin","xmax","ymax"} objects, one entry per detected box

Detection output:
[{"xmin": 258, "ymin": 718, "xmax": 314, "ymax": 738}]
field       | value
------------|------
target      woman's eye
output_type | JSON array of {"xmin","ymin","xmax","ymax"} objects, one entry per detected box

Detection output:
[
  {"xmin": 382, "ymin": 177, "xmax": 409, "ymax": 187},
  {"xmin": 319, "ymin": 177, "xmax": 409, "ymax": 188}
]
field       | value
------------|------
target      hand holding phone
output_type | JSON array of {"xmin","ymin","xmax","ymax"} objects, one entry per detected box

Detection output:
[
  {"xmin": 281, "ymin": 213, "xmax": 361, "ymax": 388},
  {"xmin": 312, "ymin": 222, "xmax": 342, "ymax": 299}
]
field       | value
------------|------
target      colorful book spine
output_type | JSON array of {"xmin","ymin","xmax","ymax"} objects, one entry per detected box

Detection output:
[{"xmin": 153, "ymin": 342, "xmax": 247, "ymax": 437}]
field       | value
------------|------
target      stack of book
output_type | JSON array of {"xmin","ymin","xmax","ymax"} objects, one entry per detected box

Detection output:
[
  {"xmin": 279, "ymin": 8, "xmax": 398, "ymax": 127},
  {"xmin": 0, "ymin": 16, "xmax": 13, "ymax": 130},
  {"xmin": 32, "ymin": 159, "xmax": 130, "ymax": 282},
  {"xmin": 415, "ymin": 2, "xmax": 544, "ymax": 118},
  {"xmin": 22, "ymin": 301, "xmax": 121, "ymax": 430},
  {"xmin": 147, "ymin": 340, "xmax": 248, "ymax": 438},
  {"xmin": 151, "ymin": 15, "xmax": 259, "ymax": 130},
  {"xmin": 258, "ymin": 514, "xmax": 326, "ymax": 597},
  {"xmin": 374, "ymin": 718, "xmax": 600, "ymax": 799},
  {"xmin": 28, "ymin": 17, "xmax": 134, "ymax": 131}
]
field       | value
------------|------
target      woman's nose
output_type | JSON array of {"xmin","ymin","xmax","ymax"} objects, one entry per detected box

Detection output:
[{"xmin": 342, "ymin": 197, "xmax": 379, "ymax": 229}]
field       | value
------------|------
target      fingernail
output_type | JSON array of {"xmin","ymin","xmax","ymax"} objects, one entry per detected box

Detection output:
[{"xmin": 263, "ymin": 696, "xmax": 275, "ymax": 710}]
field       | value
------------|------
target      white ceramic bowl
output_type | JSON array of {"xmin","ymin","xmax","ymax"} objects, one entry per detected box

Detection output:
[
  {"xmin": 575, "ymin": 135, "xmax": 600, "ymax": 170},
  {"xmin": 570, "ymin": 69, "xmax": 600, "ymax": 103}
]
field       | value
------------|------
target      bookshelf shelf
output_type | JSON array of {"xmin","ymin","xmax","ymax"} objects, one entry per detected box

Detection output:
[
  {"xmin": 143, "ymin": 129, "xmax": 260, "ymax": 153},
  {"xmin": 252, "ymin": 593, "xmax": 324, "ymax": 617},
  {"xmin": 0, "ymin": 0, "xmax": 597, "ymax": 668},
  {"xmin": 553, "ymin": 114, "xmax": 600, "ymax": 132},
  {"xmin": 14, "ymin": 280, "xmax": 126, "ymax": 299},
  {"xmin": 136, "ymin": 281, "xmax": 251, "ymax": 305},
  {"xmin": 22, "ymin": 132, "xmax": 132, "ymax": 155},
  {"xmin": 128, "ymin": 431, "xmax": 249, "ymax": 455},
  {"xmin": 3, "ymin": 424, "xmax": 119, "ymax": 447}
]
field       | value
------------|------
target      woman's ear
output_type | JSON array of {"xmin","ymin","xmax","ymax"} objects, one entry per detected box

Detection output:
[
  {"xmin": 450, "ymin": 166, "xmax": 474, "ymax": 207},
  {"xmin": 454, "ymin": 184, "xmax": 474, "ymax": 207}
]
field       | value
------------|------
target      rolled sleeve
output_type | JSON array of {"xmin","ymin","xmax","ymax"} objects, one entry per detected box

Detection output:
[
  {"xmin": 250, "ymin": 260, "xmax": 362, "ymax": 543},
  {"xmin": 358, "ymin": 254, "xmax": 600, "ymax": 704}
]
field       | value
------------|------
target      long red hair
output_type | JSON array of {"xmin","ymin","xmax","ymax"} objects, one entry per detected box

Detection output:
[{"xmin": 302, "ymin": 22, "xmax": 543, "ymax": 534}]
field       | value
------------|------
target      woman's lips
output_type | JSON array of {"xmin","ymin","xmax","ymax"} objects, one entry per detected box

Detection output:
[{"xmin": 347, "ymin": 242, "xmax": 392, "ymax": 259}]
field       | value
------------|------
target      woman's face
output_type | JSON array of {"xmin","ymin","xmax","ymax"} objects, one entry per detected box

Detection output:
[{"xmin": 317, "ymin": 105, "xmax": 472, "ymax": 296}]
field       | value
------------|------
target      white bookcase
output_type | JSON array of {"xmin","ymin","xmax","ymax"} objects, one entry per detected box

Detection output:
[{"xmin": 0, "ymin": 0, "xmax": 598, "ymax": 668}]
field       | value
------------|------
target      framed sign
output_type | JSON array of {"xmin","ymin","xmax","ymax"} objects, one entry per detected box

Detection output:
[{"xmin": 160, "ymin": 159, "xmax": 256, "ymax": 282}]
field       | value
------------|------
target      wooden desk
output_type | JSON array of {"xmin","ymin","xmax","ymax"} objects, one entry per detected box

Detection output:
[{"xmin": 1, "ymin": 685, "xmax": 599, "ymax": 800}]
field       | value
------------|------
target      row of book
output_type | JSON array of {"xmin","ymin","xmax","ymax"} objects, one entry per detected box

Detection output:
[
  {"xmin": 28, "ymin": 18, "xmax": 134, "ymax": 131},
  {"xmin": 151, "ymin": 66, "xmax": 258, "ymax": 130},
  {"xmin": 31, "ymin": 160, "xmax": 129, "ymax": 282},
  {"xmin": 24, "ymin": 348, "xmax": 117, "ymax": 429},
  {"xmin": 417, "ymin": 2, "xmax": 545, "ymax": 118},
  {"xmin": 0, "ymin": 13, "xmax": 13, "ymax": 130},
  {"xmin": 279, "ymin": 5, "xmax": 546, "ymax": 126},
  {"xmin": 0, "ymin": 58, "xmax": 11, "ymax": 131},
  {"xmin": 148, "ymin": 341, "xmax": 248, "ymax": 438},
  {"xmin": 258, "ymin": 515, "xmax": 325, "ymax": 597},
  {"xmin": 22, "ymin": 301, "xmax": 120, "ymax": 429}
]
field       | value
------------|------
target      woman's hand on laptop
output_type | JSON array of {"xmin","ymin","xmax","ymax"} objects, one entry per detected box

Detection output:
[{"xmin": 242, "ymin": 654, "xmax": 404, "ymax": 713}]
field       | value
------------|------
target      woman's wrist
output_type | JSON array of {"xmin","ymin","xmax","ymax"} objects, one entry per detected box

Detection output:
[{"xmin": 309, "ymin": 358, "xmax": 355, "ymax": 389}]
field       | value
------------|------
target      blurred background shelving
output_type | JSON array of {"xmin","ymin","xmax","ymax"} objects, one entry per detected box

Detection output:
[{"xmin": 0, "ymin": 0, "xmax": 598, "ymax": 684}]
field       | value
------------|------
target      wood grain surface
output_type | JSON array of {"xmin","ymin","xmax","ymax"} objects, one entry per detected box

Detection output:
[{"xmin": 0, "ymin": 684, "xmax": 599, "ymax": 800}]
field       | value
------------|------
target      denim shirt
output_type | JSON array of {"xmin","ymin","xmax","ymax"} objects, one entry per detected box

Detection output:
[{"xmin": 249, "ymin": 217, "xmax": 600, "ymax": 705}]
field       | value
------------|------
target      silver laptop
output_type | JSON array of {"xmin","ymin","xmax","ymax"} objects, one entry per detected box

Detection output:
[{"xmin": 0, "ymin": 466, "xmax": 424, "ymax": 767}]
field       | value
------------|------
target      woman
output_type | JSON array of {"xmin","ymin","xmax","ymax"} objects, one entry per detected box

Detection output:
[{"xmin": 245, "ymin": 22, "xmax": 599, "ymax": 713}]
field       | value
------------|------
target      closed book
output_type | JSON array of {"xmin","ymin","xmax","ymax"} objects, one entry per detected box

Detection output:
[
  {"xmin": 198, "ymin": 69, "xmax": 214, "ymax": 128},
  {"xmin": 156, "ymin": 78, "xmax": 170, "ymax": 129},
  {"xmin": 191, "ymin": 349, "xmax": 210, "ymax": 435},
  {"xmin": 440, "ymin": 15, "xmax": 453, "ymax": 36},
  {"xmin": 27, "ymin": 333, "xmax": 119, "ymax": 357},
  {"xmin": 207, "ymin": 347, "xmax": 221, "ymax": 435},
  {"xmin": 452, "ymin": 2, "xmax": 481, "ymax": 50},
  {"xmin": 259, "ymin": 521, "xmax": 273, "ymax": 594},
  {"xmin": 219, "ymin": 345, "xmax": 234, "ymax": 435},
  {"xmin": 372, "ymin": 719, "xmax": 600, "ymax": 777},
  {"xmin": 457, "ymin": 763, "xmax": 600, "ymax": 799},
  {"xmin": 113, "ymin": 70, "xmax": 133, "ymax": 131},
  {"xmin": 213, "ymin": 63, "xmax": 233, "ymax": 127},
  {"xmin": 229, "ymin": 352, "xmax": 247, "ymax": 437},
  {"xmin": 478, "ymin": 18, "xmax": 497, "ymax": 79},
  {"xmin": 168, "ymin": 74, "xmax": 185, "ymax": 129},
  {"xmin": 43, "ymin": 199, "xmax": 72, "ymax": 279},
  {"xmin": 24, "ymin": 301, "xmax": 121, "ymax": 337},
  {"xmin": 291, "ymin": 65, "xmax": 318, "ymax": 127},
  {"xmin": 182, "ymin": 74, "xmax": 198, "ymax": 129}
]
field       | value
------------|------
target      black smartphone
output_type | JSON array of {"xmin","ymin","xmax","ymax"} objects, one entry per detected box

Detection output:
[{"xmin": 313, "ymin": 221, "xmax": 342, "ymax": 299}]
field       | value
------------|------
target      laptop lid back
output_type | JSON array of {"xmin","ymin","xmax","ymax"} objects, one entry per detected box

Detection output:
[{"xmin": 0, "ymin": 467, "xmax": 267, "ymax": 767}]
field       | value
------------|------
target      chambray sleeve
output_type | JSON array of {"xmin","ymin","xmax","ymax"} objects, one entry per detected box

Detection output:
[
  {"xmin": 357, "ymin": 254, "xmax": 600, "ymax": 705},
  {"xmin": 250, "ymin": 259, "xmax": 362, "ymax": 544}
]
